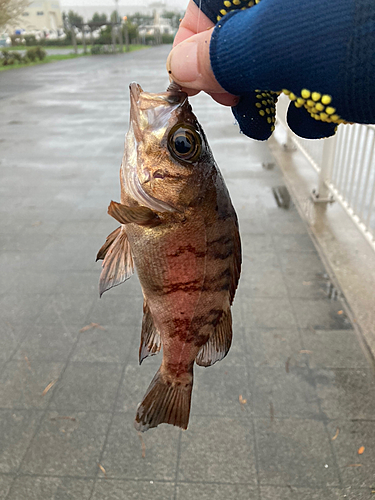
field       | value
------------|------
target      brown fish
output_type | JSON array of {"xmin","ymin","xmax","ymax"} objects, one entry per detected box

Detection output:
[{"xmin": 97, "ymin": 82, "xmax": 241, "ymax": 432}]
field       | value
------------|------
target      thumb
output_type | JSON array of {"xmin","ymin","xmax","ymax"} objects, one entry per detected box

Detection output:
[{"xmin": 167, "ymin": 29, "xmax": 225, "ymax": 94}]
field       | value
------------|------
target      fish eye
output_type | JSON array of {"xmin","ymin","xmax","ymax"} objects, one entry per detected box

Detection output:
[{"xmin": 167, "ymin": 124, "xmax": 202, "ymax": 163}]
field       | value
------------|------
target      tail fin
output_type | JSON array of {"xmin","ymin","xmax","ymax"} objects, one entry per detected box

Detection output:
[{"xmin": 134, "ymin": 368, "xmax": 193, "ymax": 432}]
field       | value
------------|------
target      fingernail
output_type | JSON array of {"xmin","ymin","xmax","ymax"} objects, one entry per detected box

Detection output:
[{"xmin": 167, "ymin": 41, "xmax": 198, "ymax": 84}]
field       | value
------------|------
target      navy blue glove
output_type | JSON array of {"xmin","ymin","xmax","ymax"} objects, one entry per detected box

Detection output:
[{"xmin": 194, "ymin": 0, "xmax": 375, "ymax": 140}]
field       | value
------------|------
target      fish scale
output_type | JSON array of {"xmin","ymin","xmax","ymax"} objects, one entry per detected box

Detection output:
[{"xmin": 97, "ymin": 82, "xmax": 241, "ymax": 431}]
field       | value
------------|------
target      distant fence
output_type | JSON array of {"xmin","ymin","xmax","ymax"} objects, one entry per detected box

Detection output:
[{"xmin": 276, "ymin": 96, "xmax": 375, "ymax": 251}]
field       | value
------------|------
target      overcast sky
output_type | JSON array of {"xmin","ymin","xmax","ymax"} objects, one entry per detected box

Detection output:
[{"xmin": 59, "ymin": 0, "xmax": 187, "ymax": 9}]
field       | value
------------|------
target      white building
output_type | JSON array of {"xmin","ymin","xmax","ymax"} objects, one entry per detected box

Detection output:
[{"xmin": 17, "ymin": 0, "xmax": 63, "ymax": 32}]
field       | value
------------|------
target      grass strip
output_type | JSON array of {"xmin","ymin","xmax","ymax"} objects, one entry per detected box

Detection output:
[
  {"xmin": 0, "ymin": 45, "xmax": 148, "ymax": 71},
  {"xmin": 6, "ymin": 44, "xmax": 148, "ymax": 52},
  {"xmin": 0, "ymin": 53, "xmax": 86, "ymax": 71}
]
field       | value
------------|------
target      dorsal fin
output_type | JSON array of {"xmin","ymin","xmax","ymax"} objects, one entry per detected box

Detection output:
[
  {"xmin": 98, "ymin": 227, "xmax": 134, "ymax": 297},
  {"xmin": 230, "ymin": 222, "xmax": 241, "ymax": 304}
]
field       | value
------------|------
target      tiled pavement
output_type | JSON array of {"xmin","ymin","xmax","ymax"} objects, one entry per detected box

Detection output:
[{"xmin": 0, "ymin": 46, "xmax": 375, "ymax": 499}]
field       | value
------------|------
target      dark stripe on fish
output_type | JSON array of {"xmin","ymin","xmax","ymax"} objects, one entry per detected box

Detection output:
[
  {"xmin": 162, "ymin": 279, "xmax": 202, "ymax": 295},
  {"xmin": 209, "ymin": 248, "xmax": 233, "ymax": 260},
  {"xmin": 207, "ymin": 235, "xmax": 232, "ymax": 246},
  {"xmin": 167, "ymin": 244, "xmax": 206, "ymax": 258}
]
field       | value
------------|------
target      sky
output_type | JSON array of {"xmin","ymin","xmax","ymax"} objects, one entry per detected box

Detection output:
[
  {"xmin": 59, "ymin": 0, "xmax": 187, "ymax": 9},
  {"xmin": 58, "ymin": 0, "xmax": 187, "ymax": 20}
]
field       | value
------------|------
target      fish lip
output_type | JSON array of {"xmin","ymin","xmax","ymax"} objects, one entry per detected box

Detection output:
[
  {"xmin": 129, "ymin": 82, "xmax": 143, "ymax": 101},
  {"xmin": 128, "ymin": 81, "xmax": 187, "ymax": 143}
]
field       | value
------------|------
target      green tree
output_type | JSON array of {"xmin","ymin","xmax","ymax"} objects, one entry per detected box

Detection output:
[
  {"xmin": 63, "ymin": 10, "xmax": 83, "ymax": 28},
  {"xmin": 0, "ymin": 0, "xmax": 29, "ymax": 29},
  {"xmin": 162, "ymin": 10, "xmax": 183, "ymax": 29},
  {"xmin": 110, "ymin": 10, "xmax": 120, "ymax": 23},
  {"xmin": 127, "ymin": 12, "xmax": 153, "ymax": 27},
  {"xmin": 90, "ymin": 12, "xmax": 107, "ymax": 24}
]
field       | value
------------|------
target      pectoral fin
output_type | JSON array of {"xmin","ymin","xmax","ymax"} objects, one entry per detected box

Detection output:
[
  {"xmin": 96, "ymin": 226, "xmax": 121, "ymax": 261},
  {"xmin": 98, "ymin": 227, "xmax": 134, "ymax": 297},
  {"xmin": 139, "ymin": 301, "xmax": 162, "ymax": 364},
  {"xmin": 195, "ymin": 308, "xmax": 232, "ymax": 367},
  {"xmin": 108, "ymin": 201, "xmax": 160, "ymax": 227}
]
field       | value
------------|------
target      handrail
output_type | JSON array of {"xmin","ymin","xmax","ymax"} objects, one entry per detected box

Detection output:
[{"xmin": 276, "ymin": 95, "xmax": 375, "ymax": 251}]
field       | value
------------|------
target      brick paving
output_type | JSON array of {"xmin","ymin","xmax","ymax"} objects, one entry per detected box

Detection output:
[{"xmin": 0, "ymin": 46, "xmax": 374, "ymax": 499}]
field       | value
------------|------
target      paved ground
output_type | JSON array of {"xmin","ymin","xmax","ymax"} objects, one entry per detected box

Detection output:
[{"xmin": 1, "ymin": 46, "xmax": 375, "ymax": 500}]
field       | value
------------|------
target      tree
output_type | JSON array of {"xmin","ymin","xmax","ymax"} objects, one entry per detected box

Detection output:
[
  {"xmin": 90, "ymin": 12, "xmax": 107, "ymax": 25},
  {"xmin": 62, "ymin": 10, "xmax": 83, "ymax": 28},
  {"xmin": 162, "ymin": 10, "xmax": 183, "ymax": 29},
  {"xmin": 127, "ymin": 12, "xmax": 153, "ymax": 27},
  {"xmin": 110, "ymin": 10, "xmax": 120, "ymax": 23},
  {"xmin": 0, "ymin": 0, "xmax": 29, "ymax": 30}
]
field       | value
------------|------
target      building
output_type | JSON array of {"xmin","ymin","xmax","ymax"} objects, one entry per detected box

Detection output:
[{"xmin": 17, "ymin": 0, "xmax": 63, "ymax": 32}]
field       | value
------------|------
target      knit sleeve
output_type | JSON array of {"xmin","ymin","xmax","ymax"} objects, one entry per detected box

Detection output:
[{"xmin": 193, "ymin": 0, "xmax": 375, "ymax": 140}]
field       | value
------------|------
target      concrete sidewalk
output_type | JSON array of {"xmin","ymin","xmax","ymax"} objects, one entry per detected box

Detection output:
[{"xmin": 0, "ymin": 46, "xmax": 374, "ymax": 500}]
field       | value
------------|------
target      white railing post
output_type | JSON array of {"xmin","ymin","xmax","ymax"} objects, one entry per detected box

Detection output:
[
  {"xmin": 283, "ymin": 128, "xmax": 295, "ymax": 151},
  {"xmin": 311, "ymin": 135, "xmax": 337, "ymax": 203}
]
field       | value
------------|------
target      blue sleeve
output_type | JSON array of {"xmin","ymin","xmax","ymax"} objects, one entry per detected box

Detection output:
[{"xmin": 193, "ymin": 0, "xmax": 375, "ymax": 140}]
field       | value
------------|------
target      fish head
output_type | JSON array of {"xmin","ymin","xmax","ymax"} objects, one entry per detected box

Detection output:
[{"xmin": 121, "ymin": 82, "xmax": 214, "ymax": 212}]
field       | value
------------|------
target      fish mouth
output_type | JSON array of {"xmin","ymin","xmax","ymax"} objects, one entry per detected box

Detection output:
[
  {"xmin": 126, "ymin": 82, "xmax": 184, "ymax": 213},
  {"xmin": 129, "ymin": 81, "xmax": 187, "ymax": 141},
  {"xmin": 129, "ymin": 82, "xmax": 144, "ymax": 143}
]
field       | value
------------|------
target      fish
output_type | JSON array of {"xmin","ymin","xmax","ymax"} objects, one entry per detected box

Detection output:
[{"xmin": 96, "ymin": 82, "xmax": 241, "ymax": 432}]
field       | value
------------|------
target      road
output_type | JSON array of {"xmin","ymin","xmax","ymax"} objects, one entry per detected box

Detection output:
[{"xmin": 0, "ymin": 46, "xmax": 374, "ymax": 500}]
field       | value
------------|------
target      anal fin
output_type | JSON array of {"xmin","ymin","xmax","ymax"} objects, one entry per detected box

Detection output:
[
  {"xmin": 98, "ymin": 227, "xmax": 134, "ymax": 297},
  {"xmin": 108, "ymin": 200, "xmax": 160, "ymax": 227},
  {"xmin": 134, "ymin": 368, "xmax": 193, "ymax": 432},
  {"xmin": 195, "ymin": 308, "xmax": 232, "ymax": 367},
  {"xmin": 139, "ymin": 301, "xmax": 162, "ymax": 364}
]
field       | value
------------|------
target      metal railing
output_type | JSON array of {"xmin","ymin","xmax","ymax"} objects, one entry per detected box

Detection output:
[{"xmin": 276, "ymin": 96, "xmax": 375, "ymax": 251}]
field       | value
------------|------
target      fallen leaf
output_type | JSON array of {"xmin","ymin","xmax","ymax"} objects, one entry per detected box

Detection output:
[
  {"xmin": 331, "ymin": 427, "xmax": 340, "ymax": 441},
  {"xmin": 347, "ymin": 464, "xmax": 362, "ymax": 467},
  {"xmin": 302, "ymin": 281, "xmax": 312, "ymax": 286},
  {"xmin": 299, "ymin": 350, "xmax": 313, "ymax": 354},
  {"xmin": 79, "ymin": 322, "xmax": 105, "ymax": 333},
  {"xmin": 337, "ymin": 310, "xmax": 343, "ymax": 315},
  {"xmin": 358, "ymin": 446, "xmax": 365, "ymax": 455},
  {"xmin": 137, "ymin": 432, "xmax": 146, "ymax": 458},
  {"xmin": 24, "ymin": 355, "xmax": 32, "ymax": 372},
  {"xmin": 42, "ymin": 379, "xmax": 58, "ymax": 397},
  {"xmin": 98, "ymin": 463, "xmax": 107, "ymax": 477},
  {"xmin": 31, "ymin": 221, "xmax": 42, "ymax": 226},
  {"xmin": 239, "ymin": 395, "xmax": 247, "ymax": 405}
]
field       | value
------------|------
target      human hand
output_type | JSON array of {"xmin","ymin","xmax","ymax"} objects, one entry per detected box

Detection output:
[
  {"xmin": 166, "ymin": 0, "xmax": 239, "ymax": 108},
  {"xmin": 168, "ymin": 0, "xmax": 374, "ymax": 141},
  {"xmin": 167, "ymin": 0, "xmax": 281, "ymax": 140}
]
